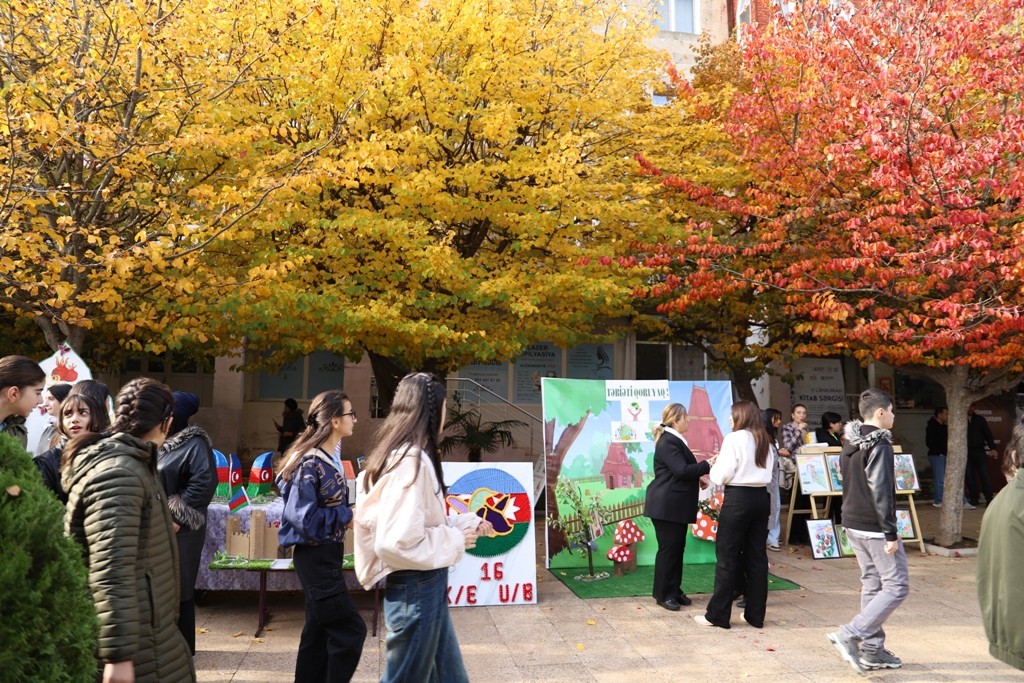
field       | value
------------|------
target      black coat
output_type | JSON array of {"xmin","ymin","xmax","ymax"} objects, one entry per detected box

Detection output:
[
  {"xmin": 157, "ymin": 425, "xmax": 217, "ymax": 603},
  {"xmin": 34, "ymin": 445, "xmax": 68, "ymax": 504},
  {"xmin": 644, "ymin": 432, "xmax": 711, "ymax": 524}
]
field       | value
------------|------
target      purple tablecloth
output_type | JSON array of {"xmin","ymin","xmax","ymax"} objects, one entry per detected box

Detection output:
[{"xmin": 197, "ymin": 499, "xmax": 304, "ymax": 591}]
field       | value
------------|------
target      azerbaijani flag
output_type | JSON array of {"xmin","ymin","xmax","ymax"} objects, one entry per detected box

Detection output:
[{"xmin": 228, "ymin": 486, "xmax": 250, "ymax": 513}]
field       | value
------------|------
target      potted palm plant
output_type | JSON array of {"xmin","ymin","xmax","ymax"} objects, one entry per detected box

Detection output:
[{"xmin": 440, "ymin": 393, "xmax": 527, "ymax": 462}]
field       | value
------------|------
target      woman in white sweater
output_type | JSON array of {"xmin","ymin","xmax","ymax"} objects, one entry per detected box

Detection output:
[
  {"xmin": 695, "ymin": 400, "xmax": 775, "ymax": 630},
  {"xmin": 354, "ymin": 373, "xmax": 492, "ymax": 683}
]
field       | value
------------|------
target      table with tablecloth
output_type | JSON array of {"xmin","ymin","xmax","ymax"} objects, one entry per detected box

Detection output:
[{"xmin": 197, "ymin": 498, "xmax": 305, "ymax": 591}]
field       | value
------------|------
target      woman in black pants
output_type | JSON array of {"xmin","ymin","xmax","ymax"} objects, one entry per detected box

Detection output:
[
  {"xmin": 278, "ymin": 391, "xmax": 366, "ymax": 682},
  {"xmin": 643, "ymin": 403, "xmax": 715, "ymax": 610},
  {"xmin": 695, "ymin": 400, "xmax": 774, "ymax": 629}
]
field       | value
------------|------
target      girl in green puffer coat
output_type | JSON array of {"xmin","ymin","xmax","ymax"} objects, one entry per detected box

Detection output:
[{"xmin": 63, "ymin": 377, "xmax": 195, "ymax": 683}]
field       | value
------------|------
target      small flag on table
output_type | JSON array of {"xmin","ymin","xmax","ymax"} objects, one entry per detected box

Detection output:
[{"xmin": 228, "ymin": 486, "xmax": 250, "ymax": 513}]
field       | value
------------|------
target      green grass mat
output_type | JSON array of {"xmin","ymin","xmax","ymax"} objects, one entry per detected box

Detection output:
[{"xmin": 548, "ymin": 563, "xmax": 800, "ymax": 599}]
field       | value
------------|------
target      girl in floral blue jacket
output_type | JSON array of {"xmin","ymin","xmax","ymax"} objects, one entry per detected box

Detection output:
[{"xmin": 277, "ymin": 390, "xmax": 365, "ymax": 683}]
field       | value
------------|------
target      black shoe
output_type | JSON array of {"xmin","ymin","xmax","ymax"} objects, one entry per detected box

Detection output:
[
  {"xmin": 657, "ymin": 599, "xmax": 681, "ymax": 611},
  {"xmin": 676, "ymin": 593, "xmax": 693, "ymax": 606},
  {"xmin": 737, "ymin": 599, "xmax": 747, "ymax": 609}
]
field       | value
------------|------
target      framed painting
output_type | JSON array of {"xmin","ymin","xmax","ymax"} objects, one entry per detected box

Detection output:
[
  {"xmin": 894, "ymin": 454, "xmax": 920, "ymax": 491},
  {"xmin": 895, "ymin": 509, "xmax": 915, "ymax": 539},
  {"xmin": 807, "ymin": 519, "xmax": 841, "ymax": 559},
  {"xmin": 797, "ymin": 453, "xmax": 831, "ymax": 493},
  {"xmin": 835, "ymin": 524, "xmax": 856, "ymax": 557},
  {"xmin": 825, "ymin": 454, "xmax": 843, "ymax": 492}
]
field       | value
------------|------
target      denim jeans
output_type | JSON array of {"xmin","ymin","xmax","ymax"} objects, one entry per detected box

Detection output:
[
  {"xmin": 767, "ymin": 462, "xmax": 782, "ymax": 546},
  {"xmin": 928, "ymin": 454, "xmax": 946, "ymax": 504},
  {"xmin": 382, "ymin": 568, "xmax": 469, "ymax": 683},
  {"xmin": 841, "ymin": 530, "xmax": 910, "ymax": 653}
]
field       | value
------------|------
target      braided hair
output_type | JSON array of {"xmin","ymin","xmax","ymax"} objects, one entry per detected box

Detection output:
[
  {"xmin": 362, "ymin": 372, "xmax": 447, "ymax": 494},
  {"xmin": 64, "ymin": 377, "xmax": 173, "ymax": 468}
]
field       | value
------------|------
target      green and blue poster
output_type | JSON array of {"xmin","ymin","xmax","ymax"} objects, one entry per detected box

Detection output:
[{"xmin": 542, "ymin": 378, "xmax": 733, "ymax": 570}]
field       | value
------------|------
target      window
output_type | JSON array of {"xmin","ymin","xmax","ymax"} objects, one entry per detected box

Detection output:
[
  {"xmin": 635, "ymin": 342, "xmax": 729, "ymax": 382},
  {"xmin": 121, "ymin": 353, "xmax": 215, "ymax": 405},
  {"xmin": 893, "ymin": 369, "xmax": 945, "ymax": 410},
  {"xmin": 257, "ymin": 351, "xmax": 346, "ymax": 401},
  {"xmin": 656, "ymin": 0, "xmax": 698, "ymax": 34}
]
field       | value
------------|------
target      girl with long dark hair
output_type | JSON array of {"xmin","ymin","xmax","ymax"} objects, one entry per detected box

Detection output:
[
  {"xmin": 695, "ymin": 400, "xmax": 775, "ymax": 630},
  {"xmin": 354, "ymin": 372, "xmax": 492, "ymax": 683},
  {"xmin": 34, "ymin": 392, "xmax": 110, "ymax": 504},
  {"xmin": 277, "ymin": 390, "xmax": 367, "ymax": 682}
]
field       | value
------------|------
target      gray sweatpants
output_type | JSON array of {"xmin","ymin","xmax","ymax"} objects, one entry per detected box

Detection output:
[{"xmin": 841, "ymin": 530, "xmax": 910, "ymax": 653}]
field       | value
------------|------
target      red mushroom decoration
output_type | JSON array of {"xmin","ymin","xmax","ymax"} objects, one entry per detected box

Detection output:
[
  {"xmin": 606, "ymin": 544, "xmax": 634, "ymax": 576},
  {"xmin": 606, "ymin": 519, "xmax": 645, "ymax": 576}
]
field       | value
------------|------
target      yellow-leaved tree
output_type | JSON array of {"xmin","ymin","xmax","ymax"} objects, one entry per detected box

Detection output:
[
  {"xmin": 2, "ymin": 0, "xmax": 678, "ymax": 390},
  {"xmin": 0, "ymin": 0, "xmax": 307, "ymax": 358},
  {"xmin": 204, "ymin": 0, "xmax": 675, "ymax": 398}
]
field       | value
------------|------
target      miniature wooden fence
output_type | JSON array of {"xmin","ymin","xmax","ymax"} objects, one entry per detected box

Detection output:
[{"xmin": 557, "ymin": 500, "xmax": 645, "ymax": 535}]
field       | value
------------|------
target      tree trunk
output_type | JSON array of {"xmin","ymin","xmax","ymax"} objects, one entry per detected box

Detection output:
[
  {"xmin": 366, "ymin": 350, "xmax": 409, "ymax": 413},
  {"xmin": 35, "ymin": 316, "xmax": 86, "ymax": 352},
  {"xmin": 936, "ymin": 369, "xmax": 969, "ymax": 547},
  {"xmin": 544, "ymin": 412, "xmax": 590, "ymax": 562},
  {"xmin": 730, "ymin": 364, "xmax": 758, "ymax": 403}
]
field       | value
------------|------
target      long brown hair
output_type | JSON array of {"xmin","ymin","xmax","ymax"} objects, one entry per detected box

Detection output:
[
  {"xmin": 54, "ymin": 394, "xmax": 110, "ymax": 459},
  {"xmin": 362, "ymin": 372, "xmax": 446, "ymax": 494},
  {"xmin": 63, "ymin": 378, "xmax": 173, "ymax": 469},
  {"xmin": 278, "ymin": 390, "xmax": 349, "ymax": 482},
  {"xmin": 732, "ymin": 400, "xmax": 770, "ymax": 468}
]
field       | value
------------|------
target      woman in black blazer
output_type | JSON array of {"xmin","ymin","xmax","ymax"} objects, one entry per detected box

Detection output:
[{"xmin": 643, "ymin": 403, "xmax": 715, "ymax": 611}]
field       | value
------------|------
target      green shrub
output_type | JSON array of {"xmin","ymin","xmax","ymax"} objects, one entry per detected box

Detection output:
[{"xmin": 0, "ymin": 434, "xmax": 97, "ymax": 682}]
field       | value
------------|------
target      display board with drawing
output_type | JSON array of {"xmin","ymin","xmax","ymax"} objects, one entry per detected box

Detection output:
[{"xmin": 796, "ymin": 453, "xmax": 831, "ymax": 494}]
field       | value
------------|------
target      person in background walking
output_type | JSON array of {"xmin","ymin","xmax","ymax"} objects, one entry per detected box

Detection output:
[
  {"xmin": 695, "ymin": 400, "xmax": 774, "ymax": 630},
  {"xmin": 967, "ymin": 404, "xmax": 998, "ymax": 507},
  {"xmin": 278, "ymin": 390, "xmax": 366, "ymax": 683},
  {"xmin": 0, "ymin": 355, "xmax": 46, "ymax": 449},
  {"xmin": 34, "ymin": 382, "xmax": 72, "ymax": 455},
  {"xmin": 978, "ymin": 414, "xmax": 1024, "ymax": 672},
  {"xmin": 827, "ymin": 388, "xmax": 907, "ymax": 673},
  {"xmin": 355, "ymin": 372, "xmax": 493, "ymax": 683},
  {"xmin": 644, "ymin": 403, "xmax": 714, "ymax": 611},
  {"xmin": 63, "ymin": 377, "xmax": 195, "ymax": 683},
  {"xmin": 157, "ymin": 391, "xmax": 217, "ymax": 656}
]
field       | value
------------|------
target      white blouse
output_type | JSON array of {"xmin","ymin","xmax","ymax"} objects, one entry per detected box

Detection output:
[{"xmin": 709, "ymin": 429, "xmax": 774, "ymax": 487}]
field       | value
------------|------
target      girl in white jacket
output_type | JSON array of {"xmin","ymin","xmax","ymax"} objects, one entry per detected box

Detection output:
[{"xmin": 354, "ymin": 373, "xmax": 492, "ymax": 683}]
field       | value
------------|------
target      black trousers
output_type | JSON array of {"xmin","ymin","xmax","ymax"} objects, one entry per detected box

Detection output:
[
  {"xmin": 651, "ymin": 519, "xmax": 689, "ymax": 602},
  {"xmin": 292, "ymin": 543, "xmax": 367, "ymax": 683},
  {"xmin": 965, "ymin": 452, "xmax": 994, "ymax": 505},
  {"xmin": 704, "ymin": 486, "xmax": 770, "ymax": 628}
]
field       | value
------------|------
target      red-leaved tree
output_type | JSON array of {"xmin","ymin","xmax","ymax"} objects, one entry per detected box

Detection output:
[{"xmin": 643, "ymin": 0, "xmax": 1024, "ymax": 545}]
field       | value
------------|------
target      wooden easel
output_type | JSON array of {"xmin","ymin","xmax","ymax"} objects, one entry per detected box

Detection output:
[{"xmin": 782, "ymin": 445, "xmax": 926, "ymax": 553}]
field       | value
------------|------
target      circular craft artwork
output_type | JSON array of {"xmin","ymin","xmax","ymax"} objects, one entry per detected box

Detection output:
[{"xmin": 445, "ymin": 468, "xmax": 532, "ymax": 558}]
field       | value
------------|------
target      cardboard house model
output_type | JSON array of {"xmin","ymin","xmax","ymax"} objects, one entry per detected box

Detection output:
[
  {"xmin": 226, "ymin": 509, "xmax": 282, "ymax": 560},
  {"xmin": 601, "ymin": 442, "xmax": 637, "ymax": 490},
  {"xmin": 685, "ymin": 386, "xmax": 725, "ymax": 460}
]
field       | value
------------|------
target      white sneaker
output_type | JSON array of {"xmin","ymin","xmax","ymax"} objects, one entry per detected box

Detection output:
[
  {"xmin": 932, "ymin": 502, "xmax": 942, "ymax": 508},
  {"xmin": 964, "ymin": 502, "xmax": 977, "ymax": 510}
]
